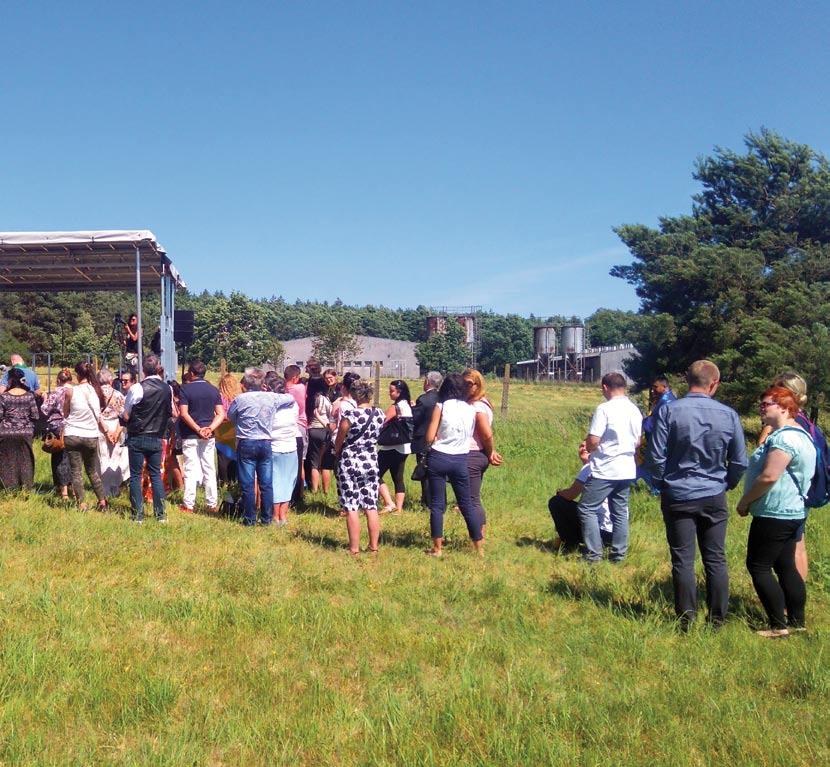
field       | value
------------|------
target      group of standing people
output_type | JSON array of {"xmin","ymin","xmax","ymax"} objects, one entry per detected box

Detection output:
[{"xmin": 549, "ymin": 361, "xmax": 820, "ymax": 637}]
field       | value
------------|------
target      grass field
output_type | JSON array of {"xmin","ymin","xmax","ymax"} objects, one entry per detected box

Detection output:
[{"xmin": 0, "ymin": 379, "xmax": 827, "ymax": 766}]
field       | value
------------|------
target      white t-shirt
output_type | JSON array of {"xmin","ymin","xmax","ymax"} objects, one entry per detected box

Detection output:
[
  {"xmin": 587, "ymin": 395, "xmax": 643, "ymax": 480},
  {"xmin": 469, "ymin": 398, "xmax": 493, "ymax": 451},
  {"xmin": 432, "ymin": 399, "xmax": 475, "ymax": 455},
  {"xmin": 576, "ymin": 464, "xmax": 612, "ymax": 532},
  {"xmin": 271, "ymin": 400, "xmax": 300, "ymax": 453}
]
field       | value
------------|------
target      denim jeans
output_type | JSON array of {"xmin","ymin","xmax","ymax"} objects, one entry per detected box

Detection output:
[
  {"xmin": 577, "ymin": 476, "xmax": 632, "ymax": 562},
  {"xmin": 427, "ymin": 449, "xmax": 483, "ymax": 541},
  {"xmin": 237, "ymin": 438, "xmax": 273, "ymax": 526},
  {"xmin": 127, "ymin": 434, "xmax": 165, "ymax": 521}
]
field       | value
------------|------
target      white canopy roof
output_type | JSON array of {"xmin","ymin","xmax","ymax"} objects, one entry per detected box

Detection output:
[{"xmin": 0, "ymin": 230, "xmax": 185, "ymax": 292}]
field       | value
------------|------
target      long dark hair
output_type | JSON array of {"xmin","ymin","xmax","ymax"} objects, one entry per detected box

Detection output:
[
  {"xmin": 438, "ymin": 373, "xmax": 467, "ymax": 403},
  {"xmin": 306, "ymin": 375, "xmax": 328, "ymax": 423},
  {"xmin": 6, "ymin": 367, "xmax": 29, "ymax": 391},
  {"xmin": 75, "ymin": 361, "xmax": 106, "ymax": 408},
  {"xmin": 390, "ymin": 379, "xmax": 412, "ymax": 405}
]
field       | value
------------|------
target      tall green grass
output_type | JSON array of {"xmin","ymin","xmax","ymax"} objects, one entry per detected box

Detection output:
[{"xmin": 0, "ymin": 380, "xmax": 826, "ymax": 765}]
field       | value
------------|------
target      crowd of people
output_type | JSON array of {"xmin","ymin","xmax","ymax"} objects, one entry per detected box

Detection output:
[
  {"xmin": 549, "ymin": 362, "xmax": 822, "ymax": 638},
  {"xmin": 0, "ymin": 347, "xmax": 822, "ymax": 635},
  {"xmin": 0, "ymin": 353, "xmax": 501, "ymax": 557}
]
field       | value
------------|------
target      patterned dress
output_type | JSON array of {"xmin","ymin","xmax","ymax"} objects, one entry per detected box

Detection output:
[
  {"xmin": 337, "ymin": 406, "xmax": 385, "ymax": 512},
  {"xmin": 0, "ymin": 391, "xmax": 40, "ymax": 489},
  {"xmin": 99, "ymin": 384, "xmax": 128, "ymax": 496}
]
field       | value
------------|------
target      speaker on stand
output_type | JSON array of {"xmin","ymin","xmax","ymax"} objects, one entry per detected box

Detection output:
[{"xmin": 174, "ymin": 310, "xmax": 195, "ymax": 378}]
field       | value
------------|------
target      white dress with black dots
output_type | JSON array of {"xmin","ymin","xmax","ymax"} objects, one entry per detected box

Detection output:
[{"xmin": 337, "ymin": 406, "xmax": 385, "ymax": 512}]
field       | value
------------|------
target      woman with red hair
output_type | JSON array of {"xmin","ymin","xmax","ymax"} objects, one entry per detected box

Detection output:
[{"xmin": 737, "ymin": 386, "xmax": 816, "ymax": 637}]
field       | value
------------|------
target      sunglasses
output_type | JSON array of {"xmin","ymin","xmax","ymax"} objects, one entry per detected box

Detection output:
[{"xmin": 758, "ymin": 400, "xmax": 777, "ymax": 409}]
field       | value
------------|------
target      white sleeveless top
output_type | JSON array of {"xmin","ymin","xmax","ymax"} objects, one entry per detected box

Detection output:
[{"xmin": 63, "ymin": 382, "xmax": 101, "ymax": 439}]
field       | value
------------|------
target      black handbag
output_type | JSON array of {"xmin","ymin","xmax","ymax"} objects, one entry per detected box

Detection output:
[
  {"xmin": 377, "ymin": 405, "xmax": 413, "ymax": 446},
  {"xmin": 411, "ymin": 453, "xmax": 429, "ymax": 481}
]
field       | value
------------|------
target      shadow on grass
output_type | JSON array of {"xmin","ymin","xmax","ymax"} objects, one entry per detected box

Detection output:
[
  {"xmin": 546, "ymin": 576, "xmax": 674, "ymax": 620},
  {"xmin": 293, "ymin": 526, "xmax": 428, "ymax": 551},
  {"xmin": 516, "ymin": 536, "xmax": 565, "ymax": 554},
  {"xmin": 547, "ymin": 571, "xmax": 769, "ymax": 627}
]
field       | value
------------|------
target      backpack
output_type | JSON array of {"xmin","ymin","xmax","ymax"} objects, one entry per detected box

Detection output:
[{"xmin": 775, "ymin": 424, "xmax": 830, "ymax": 509}]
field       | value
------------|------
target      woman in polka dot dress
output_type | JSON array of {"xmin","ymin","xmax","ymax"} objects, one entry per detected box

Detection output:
[{"xmin": 334, "ymin": 380, "xmax": 385, "ymax": 554}]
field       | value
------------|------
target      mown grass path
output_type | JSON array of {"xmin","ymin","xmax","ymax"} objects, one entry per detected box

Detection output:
[{"xmin": 0, "ymin": 381, "xmax": 827, "ymax": 765}]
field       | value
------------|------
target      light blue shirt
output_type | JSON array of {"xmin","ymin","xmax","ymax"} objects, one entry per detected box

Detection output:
[
  {"xmin": 745, "ymin": 426, "xmax": 816, "ymax": 520},
  {"xmin": 227, "ymin": 391, "xmax": 295, "ymax": 440},
  {"xmin": 0, "ymin": 365, "xmax": 40, "ymax": 392}
]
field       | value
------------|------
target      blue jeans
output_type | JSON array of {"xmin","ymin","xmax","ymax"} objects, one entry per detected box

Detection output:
[
  {"xmin": 237, "ymin": 439, "xmax": 274, "ymax": 526},
  {"xmin": 127, "ymin": 435, "xmax": 165, "ymax": 521},
  {"xmin": 577, "ymin": 476, "xmax": 632, "ymax": 562},
  {"xmin": 427, "ymin": 449, "xmax": 483, "ymax": 541}
]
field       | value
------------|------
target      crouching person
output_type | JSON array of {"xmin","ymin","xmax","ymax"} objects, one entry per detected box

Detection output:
[{"xmin": 549, "ymin": 441, "xmax": 613, "ymax": 552}]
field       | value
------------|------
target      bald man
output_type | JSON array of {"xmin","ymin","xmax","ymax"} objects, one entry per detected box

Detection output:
[{"xmin": 0, "ymin": 354, "xmax": 40, "ymax": 394}]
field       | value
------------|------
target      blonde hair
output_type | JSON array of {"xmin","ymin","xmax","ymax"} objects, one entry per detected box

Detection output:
[
  {"xmin": 463, "ymin": 368, "xmax": 487, "ymax": 402},
  {"xmin": 772, "ymin": 372, "xmax": 808, "ymax": 409},
  {"xmin": 218, "ymin": 373, "xmax": 242, "ymax": 403}
]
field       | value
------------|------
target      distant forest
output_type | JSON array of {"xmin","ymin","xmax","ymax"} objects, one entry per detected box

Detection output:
[{"xmin": 0, "ymin": 290, "xmax": 636, "ymax": 374}]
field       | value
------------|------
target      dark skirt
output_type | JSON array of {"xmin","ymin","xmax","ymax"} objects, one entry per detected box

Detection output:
[{"xmin": 0, "ymin": 435, "xmax": 35, "ymax": 490}]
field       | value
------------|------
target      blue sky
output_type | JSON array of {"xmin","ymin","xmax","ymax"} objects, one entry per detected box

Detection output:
[{"xmin": 2, "ymin": 1, "xmax": 829, "ymax": 317}]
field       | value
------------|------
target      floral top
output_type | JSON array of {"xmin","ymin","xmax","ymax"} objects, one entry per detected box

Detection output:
[
  {"xmin": 41, "ymin": 384, "xmax": 71, "ymax": 434},
  {"xmin": 0, "ymin": 391, "xmax": 40, "ymax": 438},
  {"xmin": 100, "ymin": 384, "xmax": 126, "ymax": 421}
]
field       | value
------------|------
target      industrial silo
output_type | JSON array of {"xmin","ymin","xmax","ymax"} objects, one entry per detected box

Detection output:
[{"xmin": 561, "ymin": 324, "xmax": 585, "ymax": 354}]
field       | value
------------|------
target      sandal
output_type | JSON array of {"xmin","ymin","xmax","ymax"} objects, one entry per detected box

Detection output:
[
  {"xmin": 424, "ymin": 549, "xmax": 443, "ymax": 558},
  {"xmin": 379, "ymin": 506, "xmax": 395, "ymax": 514},
  {"xmin": 367, "ymin": 547, "xmax": 379, "ymax": 554}
]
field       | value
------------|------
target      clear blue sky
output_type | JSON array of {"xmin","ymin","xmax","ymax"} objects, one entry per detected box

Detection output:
[{"xmin": 3, "ymin": 2, "xmax": 829, "ymax": 317}]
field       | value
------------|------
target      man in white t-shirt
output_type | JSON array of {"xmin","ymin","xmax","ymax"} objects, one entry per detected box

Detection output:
[{"xmin": 577, "ymin": 372, "xmax": 642, "ymax": 562}]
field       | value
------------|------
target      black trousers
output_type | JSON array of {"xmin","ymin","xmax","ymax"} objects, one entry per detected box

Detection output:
[
  {"xmin": 416, "ymin": 450, "xmax": 431, "ymax": 507},
  {"xmin": 661, "ymin": 493, "xmax": 729, "ymax": 627},
  {"xmin": 378, "ymin": 449, "xmax": 408, "ymax": 493},
  {"xmin": 548, "ymin": 495, "xmax": 581, "ymax": 550},
  {"xmin": 746, "ymin": 516, "xmax": 806, "ymax": 629}
]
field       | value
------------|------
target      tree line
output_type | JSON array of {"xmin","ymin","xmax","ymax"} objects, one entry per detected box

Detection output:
[{"xmin": 0, "ymin": 290, "xmax": 635, "ymax": 376}]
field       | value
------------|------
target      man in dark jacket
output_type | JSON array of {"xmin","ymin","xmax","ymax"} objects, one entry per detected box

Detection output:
[
  {"xmin": 122, "ymin": 355, "xmax": 173, "ymax": 523},
  {"xmin": 411, "ymin": 371, "xmax": 442, "ymax": 507}
]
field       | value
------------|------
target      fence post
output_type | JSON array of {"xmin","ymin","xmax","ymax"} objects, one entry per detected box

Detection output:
[
  {"xmin": 501, "ymin": 364, "xmax": 510, "ymax": 417},
  {"xmin": 374, "ymin": 362, "xmax": 381, "ymax": 406}
]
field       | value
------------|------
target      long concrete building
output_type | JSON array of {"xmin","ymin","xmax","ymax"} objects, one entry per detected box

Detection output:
[{"xmin": 278, "ymin": 335, "xmax": 419, "ymax": 379}]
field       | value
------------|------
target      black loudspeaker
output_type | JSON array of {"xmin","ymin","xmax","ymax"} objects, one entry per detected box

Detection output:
[{"xmin": 173, "ymin": 310, "xmax": 195, "ymax": 345}]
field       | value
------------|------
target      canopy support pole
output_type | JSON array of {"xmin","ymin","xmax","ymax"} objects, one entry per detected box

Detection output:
[
  {"xmin": 135, "ymin": 244, "xmax": 143, "ymax": 378},
  {"xmin": 160, "ymin": 267, "xmax": 176, "ymax": 380}
]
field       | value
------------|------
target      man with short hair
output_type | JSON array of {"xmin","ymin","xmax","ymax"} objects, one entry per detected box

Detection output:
[
  {"xmin": 647, "ymin": 359, "xmax": 747, "ymax": 628},
  {"xmin": 577, "ymin": 372, "xmax": 643, "ymax": 563},
  {"xmin": 0, "ymin": 354, "xmax": 41, "ymax": 395},
  {"xmin": 412, "ymin": 371, "xmax": 442, "ymax": 507},
  {"xmin": 122, "ymin": 355, "xmax": 173, "ymax": 523},
  {"xmin": 178, "ymin": 360, "xmax": 225, "ymax": 514},
  {"xmin": 227, "ymin": 368, "xmax": 295, "ymax": 526},
  {"xmin": 639, "ymin": 375, "xmax": 678, "ymax": 491}
]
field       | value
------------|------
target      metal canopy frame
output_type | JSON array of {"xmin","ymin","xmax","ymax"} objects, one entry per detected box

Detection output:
[{"xmin": 0, "ymin": 231, "xmax": 187, "ymax": 380}]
